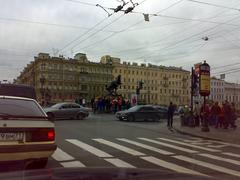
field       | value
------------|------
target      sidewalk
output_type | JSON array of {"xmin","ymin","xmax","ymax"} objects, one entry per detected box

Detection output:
[{"xmin": 174, "ymin": 117, "xmax": 240, "ymax": 144}]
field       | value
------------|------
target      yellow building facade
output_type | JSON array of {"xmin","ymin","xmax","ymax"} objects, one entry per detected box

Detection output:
[{"xmin": 101, "ymin": 55, "xmax": 190, "ymax": 106}]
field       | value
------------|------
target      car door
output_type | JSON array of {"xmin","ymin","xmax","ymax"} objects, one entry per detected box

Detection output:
[
  {"xmin": 141, "ymin": 107, "xmax": 157, "ymax": 121},
  {"xmin": 70, "ymin": 103, "xmax": 82, "ymax": 118},
  {"xmin": 56, "ymin": 104, "xmax": 72, "ymax": 119},
  {"xmin": 135, "ymin": 107, "xmax": 147, "ymax": 121}
]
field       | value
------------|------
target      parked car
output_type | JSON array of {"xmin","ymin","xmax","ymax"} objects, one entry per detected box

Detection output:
[
  {"xmin": 44, "ymin": 102, "xmax": 89, "ymax": 120},
  {"xmin": 0, "ymin": 96, "xmax": 56, "ymax": 168},
  {"xmin": 0, "ymin": 84, "xmax": 36, "ymax": 100},
  {"xmin": 116, "ymin": 105, "xmax": 161, "ymax": 122}
]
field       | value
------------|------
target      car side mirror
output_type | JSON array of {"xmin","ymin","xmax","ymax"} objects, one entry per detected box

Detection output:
[{"xmin": 59, "ymin": 107, "xmax": 63, "ymax": 110}]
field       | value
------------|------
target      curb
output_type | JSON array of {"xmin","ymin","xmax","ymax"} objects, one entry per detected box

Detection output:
[{"xmin": 173, "ymin": 126, "xmax": 225, "ymax": 142}]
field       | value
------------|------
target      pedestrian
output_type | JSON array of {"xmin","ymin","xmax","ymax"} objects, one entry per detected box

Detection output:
[
  {"xmin": 118, "ymin": 97, "xmax": 122, "ymax": 111},
  {"xmin": 217, "ymin": 103, "xmax": 224, "ymax": 128},
  {"xmin": 167, "ymin": 102, "xmax": 175, "ymax": 128},
  {"xmin": 223, "ymin": 101, "xmax": 231, "ymax": 129},
  {"xmin": 230, "ymin": 102, "xmax": 237, "ymax": 128},
  {"xmin": 211, "ymin": 102, "xmax": 221, "ymax": 128}
]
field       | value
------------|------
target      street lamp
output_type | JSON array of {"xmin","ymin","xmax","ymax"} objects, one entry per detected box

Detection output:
[{"xmin": 40, "ymin": 76, "xmax": 46, "ymax": 106}]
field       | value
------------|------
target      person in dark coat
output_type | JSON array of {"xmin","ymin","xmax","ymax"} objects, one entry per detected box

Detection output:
[{"xmin": 167, "ymin": 102, "xmax": 175, "ymax": 128}]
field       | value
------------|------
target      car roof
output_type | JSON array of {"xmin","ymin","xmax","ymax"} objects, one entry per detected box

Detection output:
[{"xmin": 0, "ymin": 95, "xmax": 34, "ymax": 101}]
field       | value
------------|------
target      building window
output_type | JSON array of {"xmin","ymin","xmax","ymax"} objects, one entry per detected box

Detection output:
[
  {"xmin": 119, "ymin": 69, "xmax": 122, "ymax": 73},
  {"xmin": 132, "ymin": 86, "xmax": 135, "ymax": 90}
]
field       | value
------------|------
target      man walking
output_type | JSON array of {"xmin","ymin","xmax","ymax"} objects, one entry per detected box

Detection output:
[{"xmin": 168, "ymin": 102, "xmax": 175, "ymax": 128}]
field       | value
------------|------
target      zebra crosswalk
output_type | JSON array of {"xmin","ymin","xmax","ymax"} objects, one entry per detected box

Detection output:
[{"xmin": 50, "ymin": 136, "xmax": 240, "ymax": 179}]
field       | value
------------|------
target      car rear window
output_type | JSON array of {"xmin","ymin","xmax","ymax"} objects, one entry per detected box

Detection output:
[{"xmin": 0, "ymin": 98, "xmax": 46, "ymax": 117}]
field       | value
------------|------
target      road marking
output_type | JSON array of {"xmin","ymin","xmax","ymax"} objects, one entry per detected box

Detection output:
[
  {"xmin": 182, "ymin": 140, "xmax": 203, "ymax": 143},
  {"xmin": 199, "ymin": 153, "xmax": 240, "ymax": 165},
  {"xmin": 191, "ymin": 142, "xmax": 212, "ymax": 145},
  {"xmin": 60, "ymin": 160, "xmax": 85, "ymax": 167},
  {"xmin": 66, "ymin": 139, "xmax": 113, "ymax": 158},
  {"xmin": 52, "ymin": 148, "xmax": 74, "ymax": 161},
  {"xmin": 222, "ymin": 152, "xmax": 240, "ymax": 158},
  {"xmin": 174, "ymin": 155, "xmax": 240, "ymax": 177},
  {"xmin": 207, "ymin": 145, "xmax": 228, "ymax": 148},
  {"xmin": 207, "ymin": 140, "xmax": 240, "ymax": 148},
  {"xmin": 158, "ymin": 138, "xmax": 220, "ymax": 152},
  {"xmin": 138, "ymin": 138, "xmax": 198, "ymax": 153},
  {"xmin": 141, "ymin": 156, "xmax": 208, "ymax": 177},
  {"xmin": 105, "ymin": 158, "xmax": 136, "ymax": 168},
  {"xmin": 93, "ymin": 138, "xmax": 145, "ymax": 156},
  {"xmin": 117, "ymin": 138, "xmax": 174, "ymax": 155}
]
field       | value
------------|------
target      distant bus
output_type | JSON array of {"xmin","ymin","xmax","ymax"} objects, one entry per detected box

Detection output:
[{"xmin": 0, "ymin": 84, "xmax": 37, "ymax": 100}]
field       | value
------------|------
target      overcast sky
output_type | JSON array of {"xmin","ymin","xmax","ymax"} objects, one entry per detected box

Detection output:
[{"xmin": 1, "ymin": 0, "xmax": 240, "ymax": 83}]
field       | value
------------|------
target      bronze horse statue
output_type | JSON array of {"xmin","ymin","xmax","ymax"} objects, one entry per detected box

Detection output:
[{"xmin": 106, "ymin": 75, "xmax": 121, "ymax": 96}]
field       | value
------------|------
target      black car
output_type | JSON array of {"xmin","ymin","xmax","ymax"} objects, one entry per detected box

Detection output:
[
  {"xmin": 116, "ymin": 105, "xmax": 161, "ymax": 122},
  {"xmin": 153, "ymin": 105, "xmax": 168, "ymax": 119}
]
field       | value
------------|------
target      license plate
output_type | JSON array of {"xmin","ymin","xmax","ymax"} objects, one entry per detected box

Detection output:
[{"xmin": 0, "ymin": 133, "xmax": 24, "ymax": 141}]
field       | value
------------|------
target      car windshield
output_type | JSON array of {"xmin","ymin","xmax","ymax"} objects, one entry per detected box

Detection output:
[
  {"xmin": 0, "ymin": 98, "xmax": 46, "ymax": 117},
  {"xmin": 127, "ymin": 106, "xmax": 140, "ymax": 112},
  {"xmin": 0, "ymin": 0, "xmax": 240, "ymax": 179},
  {"xmin": 51, "ymin": 103, "xmax": 64, "ymax": 109}
]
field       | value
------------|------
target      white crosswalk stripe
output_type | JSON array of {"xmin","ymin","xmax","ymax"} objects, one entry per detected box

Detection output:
[
  {"xmin": 49, "ymin": 137, "xmax": 240, "ymax": 178},
  {"xmin": 66, "ymin": 139, "xmax": 135, "ymax": 168},
  {"xmin": 174, "ymin": 155, "xmax": 240, "ymax": 178},
  {"xmin": 93, "ymin": 138, "xmax": 145, "ymax": 156},
  {"xmin": 52, "ymin": 148, "xmax": 74, "ymax": 161},
  {"xmin": 138, "ymin": 138, "xmax": 198, "ymax": 153},
  {"xmin": 66, "ymin": 139, "xmax": 113, "ymax": 158},
  {"xmin": 117, "ymin": 138, "xmax": 174, "ymax": 155},
  {"xmin": 105, "ymin": 158, "xmax": 136, "ymax": 168},
  {"xmin": 60, "ymin": 161, "xmax": 86, "ymax": 167},
  {"xmin": 222, "ymin": 152, "xmax": 240, "ymax": 158},
  {"xmin": 141, "ymin": 156, "xmax": 208, "ymax": 177},
  {"xmin": 199, "ymin": 153, "xmax": 240, "ymax": 165},
  {"xmin": 158, "ymin": 138, "xmax": 220, "ymax": 152}
]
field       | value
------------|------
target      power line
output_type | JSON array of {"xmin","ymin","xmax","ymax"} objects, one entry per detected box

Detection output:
[
  {"xmin": 64, "ymin": 0, "xmax": 97, "ymax": 7},
  {"xmin": 0, "ymin": 16, "xmax": 119, "ymax": 33},
  {"xmin": 59, "ymin": 16, "xmax": 109, "ymax": 52},
  {"xmin": 69, "ymin": 0, "xmax": 149, "ymax": 52},
  {"xmin": 186, "ymin": 0, "xmax": 240, "ymax": 12},
  {"xmin": 135, "ymin": 14, "xmax": 240, "ymax": 60},
  {"xmin": 73, "ymin": 0, "xmax": 185, "ymax": 52}
]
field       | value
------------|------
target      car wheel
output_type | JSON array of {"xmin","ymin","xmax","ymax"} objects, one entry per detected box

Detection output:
[
  {"xmin": 26, "ymin": 158, "xmax": 48, "ymax": 169},
  {"xmin": 47, "ymin": 113, "xmax": 55, "ymax": 121},
  {"xmin": 77, "ymin": 113, "xmax": 84, "ymax": 120},
  {"xmin": 128, "ymin": 115, "xmax": 135, "ymax": 122}
]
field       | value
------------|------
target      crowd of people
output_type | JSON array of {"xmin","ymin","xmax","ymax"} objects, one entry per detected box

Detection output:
[
  {"xmin": 90, "ymin": 96, "xmax": 134, "ymax": 114},
  {"xmin": 191, "ymin": 100, "xmax": 238, "ymax": 129}
]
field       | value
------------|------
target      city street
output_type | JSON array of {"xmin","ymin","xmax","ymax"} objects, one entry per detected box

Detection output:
[{"xmin": 48, "ymin": 113, "xmax": 240, "ymax": 179}]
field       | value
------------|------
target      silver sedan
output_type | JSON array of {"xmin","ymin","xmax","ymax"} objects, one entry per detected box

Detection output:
[{"xmin": 44, "ymin": 102, "xmax": 89, "ymax": 120}]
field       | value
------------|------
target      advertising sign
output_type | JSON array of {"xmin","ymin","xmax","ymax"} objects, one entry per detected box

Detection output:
[{"xmin": 199, "ymin": 61, "xmax": 210, "ymax": 96}]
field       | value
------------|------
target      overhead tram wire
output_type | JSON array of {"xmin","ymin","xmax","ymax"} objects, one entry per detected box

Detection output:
[
  {"xmin": 135, "ymin": 14, "xmax": 240, "ymax": 60},
  {"xmin": 72, "ymin": 0, "xmax": 185, "ymax": 53},
  {"xmin": 86, "ymin": 3, "xmax": 240, "ymax": 57},
  {"xmin": 61, "ymin": 0, "xmax": 149, "ymax": 54},
  {"xmin": 186, "ymin": 0, "xmax": 240, "ymax": 12},
  {"xmin": 0, "ymin": 16, "xmax": 119, "ymax": 33}
]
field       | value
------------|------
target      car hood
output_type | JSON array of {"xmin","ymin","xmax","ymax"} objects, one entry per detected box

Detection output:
[
  {"xmin": 0, "ymin": 167, "xmax": 212, "ymax": 180},
  {"xmin": 117, "ymin": 110, "xmax": 129, "ymax": 114}
]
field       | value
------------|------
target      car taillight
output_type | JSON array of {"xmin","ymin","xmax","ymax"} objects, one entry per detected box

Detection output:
[
  {"xmin": 26, "ymin": 128, "xmax": 55, "ymax": 142},
  {"xmin": 47, "ymin": 130, "xmax": 55, "ymax": 141}
]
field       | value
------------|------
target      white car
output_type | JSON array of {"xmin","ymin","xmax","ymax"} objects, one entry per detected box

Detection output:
[{"xmin": 0, "ymin": 96, "xmax": 56, "ymax": 168}]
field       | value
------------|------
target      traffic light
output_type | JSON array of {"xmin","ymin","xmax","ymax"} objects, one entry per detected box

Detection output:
[
  {"xmin": 139, "ymin": 81, "xmax": 144, "ymax": 89},
  {"xmin": 193, "ymin": 74, "xmax": 199, "ymax": 89},
  {"xmin": 136, "ymin": 87, "xmax": 140, "ymax": 95}
]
